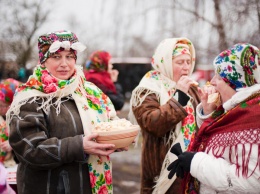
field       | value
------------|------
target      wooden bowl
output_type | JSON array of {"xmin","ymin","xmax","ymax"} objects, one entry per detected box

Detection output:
[{"xmin": 95, "ymin": 125, "xmax": 140, "ymax": 148}]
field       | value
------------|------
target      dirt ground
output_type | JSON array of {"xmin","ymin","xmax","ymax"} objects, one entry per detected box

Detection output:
[
  {"xmin": 111, "ymin": 102, "xmax": 142, "ymax": 194},
  {"xmin": 111, "ymin": 147, "xmax": 141, "ymax": 194}
]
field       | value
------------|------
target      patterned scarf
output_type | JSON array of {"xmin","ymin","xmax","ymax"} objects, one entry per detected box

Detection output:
[
  {"xmin": 38, "ymin": 30, "xmax": 86, "ymax": 64},
  {"xmin": 6, "ymin": 64, "xmax": 117, "ymax": 194},
  {"xmin": 128, "ymin": 37, "xmax": 196, "ymax": 193},
  {"xmin": 0, "ymin": 78, "xmax": 21, "ymax": 103},
  {"xmin": 183, "ymin": 93, "xmax": 260, "ymax": 193},
  {"xmin": 0, "ymin": 121, "xmax": 8, "ymax": 162},
  {"xmin": 172, "ymin": 43, "xmax": 191, "ymax": 58},
  {"xmin": 214, "ymin": 43, "xmax": 260, "ymax": 90}
]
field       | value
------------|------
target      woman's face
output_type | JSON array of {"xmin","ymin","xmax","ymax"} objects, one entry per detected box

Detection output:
[
  {"xmin": 0, "ymin": 100, "xmax": 10, "ymax": 116},
  {"xmin": 172, "ymin": 54, "xmax": 192, "ymax": 82},
  {"xmin": 43, "ymin": 50, "xmax": 76, "ymax": 80},
  {"xmin": 210, "ymin": 73, "xmax": 236, "ymax": 104}
]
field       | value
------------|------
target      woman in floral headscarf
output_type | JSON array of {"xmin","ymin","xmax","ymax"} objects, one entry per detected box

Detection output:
[
  {"xmin": 7, "ymin": 30, "xmax": 119, "ymax": 194},
  {"xmin": 167, "ymin": 43, "xmax": 260, "ymax": 194},
  {"xmin": 129, "ymin": 38, "xmax": 200, "ymax": 194},
  {"xmin": 0, "ymin": 78, "xmax": 20, "ymax": 168},
  {"xmin": 84, "ymin": 50, "xmax": 125, "ymax": 111}
]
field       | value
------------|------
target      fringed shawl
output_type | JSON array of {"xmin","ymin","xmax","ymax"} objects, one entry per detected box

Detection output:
[
  {"xmin": 184, "ymin": 92, "xmax": 260, "ymax": 194},
  {"xmin": 6, "ymin": 64, "xmax": 117, "ymax": 194},
  {"xmin": 128, "ymin": 37, "xmax": 196, "ymax": 194}
]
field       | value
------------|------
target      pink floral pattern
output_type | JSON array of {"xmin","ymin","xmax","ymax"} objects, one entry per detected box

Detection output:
[
  {"xmin": 0, "ymin": 78, "xmax": 20, "ymax": 103},
  {"xmin": 89, "ymin": 158, "xmax": 113, "ymax": 194},
  {"xmin": 41, "ymin": 70, "xmax": 58, "ymax": 93},
  {"xmin": 0, "ymin": 91, "xmax": 4, "ymax": 101},
  {"xmin": 0, "ymin": 121, "xmax": 8, "ymax": 162},
  {"xmin": 89, "ymin": 172, "xmax": 97, "ymax": 188},
  {"xmin": 98, "ymin": 185, "xmax": 108, "ymax": 194},
  {"xmin": 105, "ymin": 170, "xmax": 112, "ymax": 185},
  {"xmin": 38, "ymin": 30, "xmax": 78, "ymax": 63},
  {"xmin": 181, "ymin": 103, "xmax": 196, "ymax": 150},
  {"xmin": 18, "ymin": 65, "xmax": 111, "ymax": 113}
]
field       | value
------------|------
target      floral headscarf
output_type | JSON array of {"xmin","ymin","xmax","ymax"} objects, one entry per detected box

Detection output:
[
  {"xmin": 0, "ymin": 78, "xmax": 21, "ymax": 104},
  {"xmin": 85, "ymin": 50, "xmax": 111, "ymax": 72},
  {"xmin": 38, "ymin": 30, "xmax": 86, "ymax": 64},
  {"xmin": 84, "ymin": 50, "xmax": 117, "ymax": 94},
  {"xmin": 214, "ymin": 43, "xmax": 260, "ymax": 91},
  {"xmin": 151, "ymin": 38, "xmax": 195, "ymax": 80},
  {"xmin": 129, "ymin": 37, "xmax": 196, "ymax": 118},
  {"xmin": 172, "ymin": 43, "xmax": 191, "ymax": 58}
]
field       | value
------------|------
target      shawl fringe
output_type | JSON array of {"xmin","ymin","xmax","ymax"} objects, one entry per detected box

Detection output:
[{"xmin": 206, "ymin": 128, "xmax": 260, "ymax": 178}]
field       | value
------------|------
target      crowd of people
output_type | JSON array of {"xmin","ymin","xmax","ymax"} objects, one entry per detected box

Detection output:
[{"xmin": 0, "ymin": 28, "xmax": 259, "ymax": 194}]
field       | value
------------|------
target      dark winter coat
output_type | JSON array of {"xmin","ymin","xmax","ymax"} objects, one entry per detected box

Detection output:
[{"xmin": 9, "ymin": 98, "xmax": 92, "ymax": 194}]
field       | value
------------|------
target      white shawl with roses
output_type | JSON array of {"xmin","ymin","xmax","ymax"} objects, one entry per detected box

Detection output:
[{"xmin": 6, "ymin": 64, "xmax": 117, "ymax": 194}]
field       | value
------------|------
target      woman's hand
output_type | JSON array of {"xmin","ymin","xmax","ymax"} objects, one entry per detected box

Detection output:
[
  {"xmin": 83, "ymin": 133, "xmax": 116, "ymax": 156},
  {"xmin": 198, "ymin": 84, "xmax": 217, "ymax": 115},
  {"xmin": 176, "ymin": 76, "xmax": 196, "ymax": 93},
  {"xmin": 0, "ymin": 141, "xmax": 12, "ymax": 152},
  {"xmin": 109, "ymin": 69, "xmax": 119, "ymax": 82}
]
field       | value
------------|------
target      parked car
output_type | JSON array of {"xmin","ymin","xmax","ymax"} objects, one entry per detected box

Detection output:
[{"xmin": 111, "ymin": 57, "xmax": 152, "ymax": 100}]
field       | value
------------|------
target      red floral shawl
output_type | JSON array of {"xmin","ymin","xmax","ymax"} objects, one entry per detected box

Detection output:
[{"xmin": 183, "ymin": 93, "xmax": 260, "ymax": 194}]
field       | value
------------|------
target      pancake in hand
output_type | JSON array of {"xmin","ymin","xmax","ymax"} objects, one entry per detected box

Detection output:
[
  {"xmin": 205, "ymin": 81, "xmax": 221, "ymax": 106},
  {"xmin": 191, "ymin": 81, "xmax": 199, "ymax": 87},
  {"xmin": 208, "ymin": 93, "xmax": 219, "ymax": 103}
]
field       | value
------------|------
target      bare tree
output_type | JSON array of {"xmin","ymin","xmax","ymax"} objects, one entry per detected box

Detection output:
[
  {"xmin": 0, "ymin": 0, "xmax": 51, "ymax": 68},
  {"xmin": 213, "ymin": 0, "xmax": 228, "ymax": 51},
  {"xmin": 256, "ymin": 0, "xmax": 260, "ymax": 31}
]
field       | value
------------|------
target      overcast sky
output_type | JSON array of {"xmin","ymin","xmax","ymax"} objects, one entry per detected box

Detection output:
[
  {"xmin": 19, "ymin": 0, "xmax": 258, "ymax": 66},
  {"xmin": 42, "ymin": 0, "xmax": 95, "ymax": 33},
  {"xmin": 39, "ymin": 0, "xmax": 119, "ymax": 63}
]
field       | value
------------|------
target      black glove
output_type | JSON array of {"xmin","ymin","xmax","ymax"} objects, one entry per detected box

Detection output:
[
  {"xmin": 167, "ymin": 143, "xmax": 196, "ymax": 179},
  {"xmin": 174, "ymin": 89, "xmax": 190, "ymax": 106},
  {"xmin": 170, "ymin": 142, "xmax": 182, "ymax": 156}
]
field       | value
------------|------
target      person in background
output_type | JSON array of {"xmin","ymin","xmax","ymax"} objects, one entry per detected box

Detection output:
[
  {"xmin": 128, "ymin": 38, "xmax": 200, "ymax": 194},
  {"xmin": 167, "ymin": 43, "xmax": 260, "ymax": 193},
  {"xmin": 84, "ymin": 50, "xmax": 125, "ymax": 112},
  {"xmin": 0, "ymin": 78, "xmax": 21, "ymax": 168},
  {"xmin": 18, "ymin": 67, "xmax": 27, "ymax": 82},
  {"xmin": 0, "ymin": 162, "xmax": 16, "ymax": 194},
  {"xmin": 7, "ymin": 30, "xmax": 120, "ymax": 194}
]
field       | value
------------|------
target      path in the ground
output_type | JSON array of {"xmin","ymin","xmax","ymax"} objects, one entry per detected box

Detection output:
[{"xmin": 111, "ymin": 102, "xmax": 141, "ymax": 194}]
